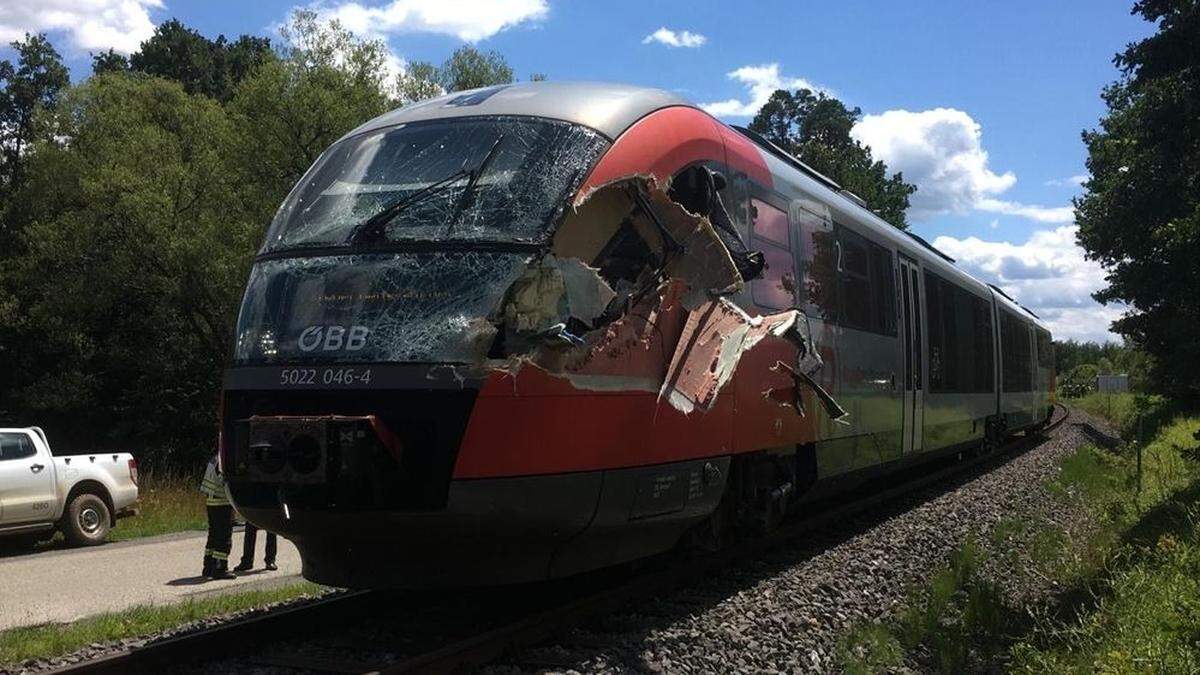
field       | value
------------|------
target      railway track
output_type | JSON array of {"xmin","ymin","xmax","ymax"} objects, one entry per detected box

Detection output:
[{"xmin": 48, "ymin": 403, "xmax": 1069, "ymax": 675}]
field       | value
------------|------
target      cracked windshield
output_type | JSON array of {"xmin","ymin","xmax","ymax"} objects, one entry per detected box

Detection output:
[{"xmin": 263, "ymin": 116, "xmax": 608, "ymax": 250}]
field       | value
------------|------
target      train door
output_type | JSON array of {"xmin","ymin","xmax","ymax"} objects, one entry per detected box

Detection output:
[{"xmin": 898, "ymin": 256, "xmax": 924, "ymax": 454}]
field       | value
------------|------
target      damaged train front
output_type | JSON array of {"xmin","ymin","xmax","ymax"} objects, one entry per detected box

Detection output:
[{"xmin": 219, "ymin": 115, "xmax": 612, "ymax": 586}]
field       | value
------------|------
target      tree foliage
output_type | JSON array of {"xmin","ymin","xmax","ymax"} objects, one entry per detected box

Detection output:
[
  {"xmin": 398, "ymin": 45, "xmax": 515, "ymax": 105},
  {"xmin": 396, "ymin": 61, "xmax": 443, "ymax": 104},
  {"xmin": 439, "ymin": 45, "xmax": 514, "ymax": 92},
  {"xmin": 0, "ymin": 34, "xmax": 69, "ymax": 204},
  {"xmin": 127, "ymin": 19, "xmax": 275, "ymax": 102},
  {"xmin": 2, "ymin": 73, "xmax": 254, "ymax": 459},
  {"xmin": 229, "ymin": 10, "xmax": 392, "ymax": 222},
  {"xmin": 749, "ymin": 89, "xmax": 916, "ymax": 229},
  {"xmin": 1053, "ymin": 338, "xmax": 1154, "ymax": 396},
  {"xmin": 1075, "ymin": 1, "xmax": 1200, "ymax": 401},
  {"xmin": 0, "ymin": 15, "xmax": 408, "ymax": 460}
]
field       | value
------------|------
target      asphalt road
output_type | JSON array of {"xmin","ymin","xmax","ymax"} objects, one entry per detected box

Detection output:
[{"xmin": 0, "ymin": 528, "xmax": 302, "ymax": 630}]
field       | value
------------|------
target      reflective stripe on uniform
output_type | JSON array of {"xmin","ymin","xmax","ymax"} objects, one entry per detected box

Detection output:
[{"xmin": 210, "ymin": 550, "xmax": 228, "ymax": 560}]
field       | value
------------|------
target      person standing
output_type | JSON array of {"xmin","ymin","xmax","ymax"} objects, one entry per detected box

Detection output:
[
  {"xmin": 199, "ymin": 453, "xmax": 236, "ymax": 580},
  {"xmin": 234, "ymin": 522, "xmax": 277, "ymax": 571}
]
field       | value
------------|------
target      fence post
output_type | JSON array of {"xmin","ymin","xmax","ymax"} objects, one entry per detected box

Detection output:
[{"xmin": 1136, "ymin": 412, "xmax": 1143, "ymax": 496}]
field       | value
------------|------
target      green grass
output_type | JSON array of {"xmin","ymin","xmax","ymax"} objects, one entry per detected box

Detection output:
[
  {"xmin": 838, "ymin": 538, "xmax": 1021, "ymax": 674},
  {"xmin": 1010, "ymin": 413, "xmax": 1200, "ymax": 673},
  {"xmin": 1068, "ymin": 391, "xmax": 1182, "ymax": 444},
  {"xmin": 838, "ymin": 407, "xmax": 1200, "ymax": 674},
  {"xmin": 109, "ymin": 468, "xmax": 206, "ymax": 541},
  {"xmin": 0, "ymin": 581, "xmax": 328, "ymax": 667}
]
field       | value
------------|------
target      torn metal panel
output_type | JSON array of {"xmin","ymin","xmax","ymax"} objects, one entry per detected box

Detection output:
[
  {"xmin": 659, "ymin": 298, "xmax": 800, "ymax": 414},
  {"xmin": 549, "ymin": 256, "xmax": 617, "ymax": 328},
  {"xmin": 558, "ymin": 176, "xmax": 743, "ymax": 312}
]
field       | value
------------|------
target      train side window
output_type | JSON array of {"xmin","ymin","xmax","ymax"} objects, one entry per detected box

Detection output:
[
  {"xmin": 973, "ymin": 294, "xmax": 995, "ymax": 391},
  {"xmin": 924, "ymin": 272, "xmax": 946, "ymax": 390},
  {"xmin": 1001, "ymin": 310, "xmax": 1034, "ymax": 392},
  {"xmin": 925, "ymin": 271, "xmax": 994, "ymax": 393},
  {"xmin": 837, "ymin": 228, "xmax": 872, "ymax": 331},
  {"xmin": 796, "ymin": 204, "xmax": 837, "ymax": 322},
  {"xmin": 870, "ymin": 245, "xmax": 897, "ymax": 336},
  {"xmin": 1036, "ymin": 328, "xmax": 1053, "ymax": 369},
  {"xmin": 836, "ymin": 226, "xmax": 895, "ymax": 335},
  {"xmin": 750, "ymin": 199, "xmax": 795, "ymax": 309}
]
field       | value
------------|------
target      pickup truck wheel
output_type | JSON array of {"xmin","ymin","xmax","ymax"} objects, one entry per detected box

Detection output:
[{"xmin": 63, "ymin": 493, "xmax": 111, "ymax": 546}]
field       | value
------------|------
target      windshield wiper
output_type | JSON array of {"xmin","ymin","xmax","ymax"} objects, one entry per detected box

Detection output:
[
  {"xmin": 347, "ymin": 134, "xmax": 508, "ymax": 246},
  {"xmin": 444, "ymin": 134, "xmax": 505, "ymax": 236},
  {"xmin": 345, "ymin": 168, "xmax": 471, "ymax": 246}
]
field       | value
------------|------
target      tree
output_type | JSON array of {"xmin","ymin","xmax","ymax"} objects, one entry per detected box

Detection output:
[
  {"xmin": 394, "ymin": 46, "xmax": 515, "ymax": 106},
  {"xmin": 749, "ymin": 89, "xmax": 916, "ymax": 229},
  {"xmin": 1, "ymin": 73, "xmax": 256, "ymax": 459},
  {"xmin": 396, "ymin": 61, "xmax": 443, "ymax": 104},
  {"xmin": 1075, "ymin": 1, "xmax": 1200, "ymax": 401},
  {"xmin": 438, "ymin": 45, "xmax": 513, "ymax": 92},
  {"xmin": 91, "ymin": 49, "xmax": 129, "ymax": 75},
  {"xmin": 229, "ymin": 10, "xmax": 391, "ymax": 226},
  {"xmin": 128, "ymin": 19, "xmax": 274, "ymax": 101},
  {"xmin": 0, "ymin": 33, "xmax": 69, "ymax": 203}
]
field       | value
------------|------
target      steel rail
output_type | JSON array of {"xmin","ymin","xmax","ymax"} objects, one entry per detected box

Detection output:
[
  {"xmin": 49, "ymin": 404, "xmax": 1069, "ymax": 675},
  {"xmin": 43, "ymin": 590, "xmax": 380, "ymax": 675}
]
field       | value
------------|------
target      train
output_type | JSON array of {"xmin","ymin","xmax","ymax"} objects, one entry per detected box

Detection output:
[{"xmin": 220, "ymin": 82, "xmax": 1055, "ymax": 588}]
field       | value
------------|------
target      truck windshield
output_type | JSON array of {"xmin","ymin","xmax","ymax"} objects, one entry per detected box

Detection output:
[{"xmin": 261, "ymin": 116, "xmax": 608, "ymax": 252}]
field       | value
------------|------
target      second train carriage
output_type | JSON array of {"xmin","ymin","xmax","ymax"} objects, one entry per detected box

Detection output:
[{"xmin": 221, "ymin": 82, "xmax": 1055, "ymax": 588}]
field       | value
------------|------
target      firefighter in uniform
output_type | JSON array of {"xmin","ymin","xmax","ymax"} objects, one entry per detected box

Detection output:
[
  {"xmin": 200, "ymin": 454, "xmax": 236, "ymax": 580},
  {"xmin": 234, "ymin": 522, "xmax": 278, "ymax": 572}
]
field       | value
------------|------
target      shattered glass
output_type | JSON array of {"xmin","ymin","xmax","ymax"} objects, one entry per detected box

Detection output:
[
  {"xmin": 261, "ymin": 117, "xmax": 608, "ymax": 251},
  {"xmin": 234, "ymin": 252, "xmax": 533, "ymax": 365}
]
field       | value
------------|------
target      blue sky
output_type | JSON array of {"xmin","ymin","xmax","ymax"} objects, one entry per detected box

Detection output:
[{"xmin": 0, "ymin": 1, "xmax": 1155, "ymax": 342}]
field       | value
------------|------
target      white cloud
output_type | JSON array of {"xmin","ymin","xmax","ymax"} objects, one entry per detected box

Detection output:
[
  {"xmin": 642, "ymin": 27, "xmax": 706, "ymax": 48},
  {"xmin": 850, "ymin": 107, "xmax": 1076, "ymax": 225},
  {"xmin": 699, "ymin": 63, "xmax": 829, "ymax": 118},
  {"xmin": 1044, "ymin": 174, "xmax": 1088, "ymax": 187},
  {"xmin": 0, "ymin": 0, "xmax": 162, "ymax": 54},
  {"xmin": 975, "ymin": 198, "xmax": 1075, "ymax": 223},
  {"xmin": 932, "ymin": 225, "xmax": 1123, "ymax": 343},
  {"xmin": 851, "ymin": 108, "xmax": 1016, "ymax": 220},
  {"xmin": 317, "ymin": 0, "xmax": 547, "ymax": 42}
]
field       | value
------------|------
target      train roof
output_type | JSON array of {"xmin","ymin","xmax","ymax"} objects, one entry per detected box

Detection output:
[{"xmin": 343, "ymin": 81, "xmax": 688, "ymax": 142}]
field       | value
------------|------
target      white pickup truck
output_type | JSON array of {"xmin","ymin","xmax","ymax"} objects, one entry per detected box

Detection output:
[{"xmin": 0, "ymin": 427, "xmax": 139, "ymax": 546}]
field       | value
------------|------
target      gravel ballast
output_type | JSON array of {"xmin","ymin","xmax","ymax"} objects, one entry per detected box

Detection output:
[{"xmin": 489, "ymin": 410, "xmax": 1112, "ymax": 673}]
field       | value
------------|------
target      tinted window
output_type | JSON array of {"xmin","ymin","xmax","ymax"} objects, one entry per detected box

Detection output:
[
  {"xmin": 0, "ymin": 433, "xmax": 37, "ymax": 461},
  {"xmin": 836, "ymin": 226, "xmax": 896, "ymax": 336},
  {"xmin": 1001, "ymin": 310, "xmax": 1034, "ymax": 392},
  {"xmin": 796, "ymin": 204, "xmax": 837, "ymax": 321},
  {"xmin": 750, "ymin": 199, "xmax": 796, "ymax": 310},
  {"xmin": 1036, "ymin": 328, "xmax": 1054, "ymax": 369},
  {"xmin": 925, "ymin": 271, "xmax": 994, "ymax": 393}
]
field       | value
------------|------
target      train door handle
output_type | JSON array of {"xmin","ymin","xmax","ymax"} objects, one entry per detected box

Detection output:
[{"xmin": 30, "ymin": 463, "xmax": 44, "ymax": 473}]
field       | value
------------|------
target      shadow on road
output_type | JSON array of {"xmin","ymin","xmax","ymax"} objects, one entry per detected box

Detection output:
[{"xmin": 166, "ymin": 575, "xmax": 212, "ymax": 586}]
